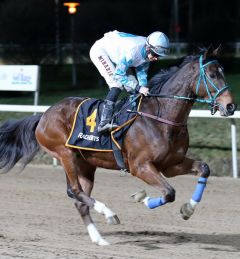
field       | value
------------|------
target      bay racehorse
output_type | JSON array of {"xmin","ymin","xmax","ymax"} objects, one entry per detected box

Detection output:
[{"xmin": 0, "ymin": 48, "xmax": 236, "ymax": 245}]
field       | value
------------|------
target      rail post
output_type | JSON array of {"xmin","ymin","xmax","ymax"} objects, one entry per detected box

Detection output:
[{"xmin": 231, "ymin": 119, "xmax": 238, "ymax": 178}]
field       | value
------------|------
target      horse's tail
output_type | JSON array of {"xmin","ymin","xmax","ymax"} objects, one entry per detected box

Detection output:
[{"xmin": 0, "ymin": 114, "xmax": 42, "ymax": 173}]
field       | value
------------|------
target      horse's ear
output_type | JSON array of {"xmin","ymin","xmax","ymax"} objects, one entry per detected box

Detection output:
[
  {"xmin": 212, "ymin": 44, "xmax": 222, "ymax": 57},
  {"xmin": 203, "ymin": 44, "xmax": 214, "ymax": 59}
]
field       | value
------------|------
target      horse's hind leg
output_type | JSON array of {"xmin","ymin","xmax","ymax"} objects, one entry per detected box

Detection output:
[
  {"xmin": 74, "ymin": 172, "xmax": 119, "ymax": 246},
  {"xmin": 60, "ymin": 149, "xmax": 119, "ymax": 245},
  {"xmin": 64, "ymin": 164, "xmax": 107, "ymax": 245},
  {"xmin": 36, "ymin": 110, "xmax": 118, "ymax": 245},
  {"xmin": 71, "ymin": 167, "xmax": 110, "ymax": 246}
]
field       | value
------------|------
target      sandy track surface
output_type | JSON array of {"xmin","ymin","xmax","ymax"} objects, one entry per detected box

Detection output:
[{"xmin": 0, "ymin": 165, "xmax": 240, "ymax": 259}]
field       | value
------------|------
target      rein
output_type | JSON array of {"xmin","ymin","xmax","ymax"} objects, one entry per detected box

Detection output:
[
  {"xmin": 127, "ymin": 110, "xmax": 186, "ymax": 127},
  {"xmin": 113, "ymin": 94, "xmax": 185, "ymax": 127}
]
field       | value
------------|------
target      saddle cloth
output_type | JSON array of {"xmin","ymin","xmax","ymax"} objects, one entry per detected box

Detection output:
[{"xmin": 65, "ymin": 96, "xmax": 141, "ymax": 151}]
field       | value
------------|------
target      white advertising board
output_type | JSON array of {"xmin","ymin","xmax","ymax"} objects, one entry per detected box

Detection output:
[{"xmin": 0, "ymin": 65, "xmax": 39, "ymax": 91}]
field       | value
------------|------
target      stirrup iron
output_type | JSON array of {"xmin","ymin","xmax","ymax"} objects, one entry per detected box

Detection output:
[{"xmin": 98, "ymin": 100, "xmax": 118, "ymax": 133}]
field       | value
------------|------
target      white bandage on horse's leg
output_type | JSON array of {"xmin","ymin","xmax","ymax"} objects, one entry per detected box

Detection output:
[
  {"xmin": 87, "ymin": 223, "xmax": 109, "ymax": 246},
  {"xmin": 190, "ymin": 199, "xmax": 198, "ymax": 209},
  {"xmin": 93, "ymin": 200, "xmax": 115, "ymax": 218},
  {"xmin": 143, "ymin": 197, "xmax": 150, "ymax": 206}
]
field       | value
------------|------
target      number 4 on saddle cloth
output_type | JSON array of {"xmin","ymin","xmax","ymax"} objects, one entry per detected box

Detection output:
[{"xmin": 65, "ymin": 95, "xmax": 142, "ymax": 170}]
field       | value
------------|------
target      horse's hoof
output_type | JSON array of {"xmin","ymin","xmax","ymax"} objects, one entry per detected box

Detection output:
[
  {"xmin": 131, "ymin": 189, "xmax": 147, "ymax": 203},
  {"xmin": 107, "ymin": 214, "xmax": 120, "ymax": 225},
  {"xmin": 180, "ymin": 203, "xmax": 194, "ymax": 220},
  {"xmin": 94, "ymin": 238, "xmax": 110, "ymax": 246}
]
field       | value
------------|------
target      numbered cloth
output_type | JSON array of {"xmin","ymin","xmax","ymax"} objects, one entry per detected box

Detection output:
[{"xmin": 65, "ymin": 97, "xmax": 141, "ymax": 151}]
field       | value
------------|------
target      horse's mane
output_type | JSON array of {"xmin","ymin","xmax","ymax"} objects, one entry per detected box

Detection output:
[{"xmin": 148, "ymin": 55, "xmax": 199, "ymax": 94}]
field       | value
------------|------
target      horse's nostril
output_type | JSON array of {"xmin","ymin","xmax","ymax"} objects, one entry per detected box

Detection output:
[{"xmin": 226, "ymin": 103, "xmax": 236, "ymax": 114}]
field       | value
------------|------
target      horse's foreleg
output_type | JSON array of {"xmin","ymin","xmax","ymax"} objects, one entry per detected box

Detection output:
[
  {"xmin": 131, "ymin": 162, "xmax": 176, "ymax": 209},
  {"xmin": 164, "ymin": 158, "xmax": 210, "ymax": 220}
]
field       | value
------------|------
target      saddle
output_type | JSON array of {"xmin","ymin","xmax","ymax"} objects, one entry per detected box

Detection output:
[{"xmin": 65, "ymin": 95, "xmax": 141, "ymax": 170}]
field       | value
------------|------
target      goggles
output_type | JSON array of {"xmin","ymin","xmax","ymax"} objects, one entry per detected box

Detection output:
[{"xmin": 149, "ymin": 44, "xmax": 169, "ymax": 57}]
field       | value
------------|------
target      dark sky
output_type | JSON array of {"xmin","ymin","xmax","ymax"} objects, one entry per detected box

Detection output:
[
  {"xmin": 0, "ymin": 0, "xmax": 239, "ymax": 45},
  {"xmin": 70, "ymin": 0, "xmax": 239, "ymax": 45},
  {"xmin": 0, "ymin": 0, "xmax": 239, "ymax": 63}
]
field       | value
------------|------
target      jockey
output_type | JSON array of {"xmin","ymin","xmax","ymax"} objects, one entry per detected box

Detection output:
[{"xmin": 89, "ymin": 30, "xmax": 170, "ymax": 133}]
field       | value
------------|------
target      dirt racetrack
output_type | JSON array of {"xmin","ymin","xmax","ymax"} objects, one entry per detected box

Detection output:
[{"xmin": 0, "ymin": 164, "xmax": 240, "ymax": 259}]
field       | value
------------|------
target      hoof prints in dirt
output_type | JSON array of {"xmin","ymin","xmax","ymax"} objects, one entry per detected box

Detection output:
[{"xmin": 104, "ymin": 231, "xmax": 240, "ymax": 252}]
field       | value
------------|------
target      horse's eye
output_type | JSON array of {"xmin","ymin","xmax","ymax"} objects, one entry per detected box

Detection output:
[{"xmin": 209, "ymin": 74, "xmax": 216, "ymax": 79}]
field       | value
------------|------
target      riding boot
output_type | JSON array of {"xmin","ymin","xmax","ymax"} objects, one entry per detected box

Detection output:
[{"xmin": 98, "ymin": 100, "xmax": 119, "ymax": 133}]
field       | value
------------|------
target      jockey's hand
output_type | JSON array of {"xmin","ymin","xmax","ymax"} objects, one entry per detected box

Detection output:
[{"xmin": 139, "ymin": 86, "xmax": 149, "ymax": 96}]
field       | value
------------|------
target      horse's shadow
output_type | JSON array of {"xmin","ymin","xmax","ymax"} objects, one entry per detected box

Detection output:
[{"xmin": 104, "ymin": 230, "xmax": 240, "ymax": 252}]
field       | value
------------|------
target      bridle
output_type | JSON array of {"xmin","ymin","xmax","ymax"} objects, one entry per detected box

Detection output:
[
  {"xmin": 149, "ymin": 55, "xmax": 230, "ymax": 115},
  {"xmin": 195, "ymin": 55, "xmax": 229, "ymax": 114}
]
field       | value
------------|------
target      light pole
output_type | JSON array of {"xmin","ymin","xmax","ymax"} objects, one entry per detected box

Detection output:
[{"xmin": 63, "ymin": 1, "xmax": 80, "ymax": 87}]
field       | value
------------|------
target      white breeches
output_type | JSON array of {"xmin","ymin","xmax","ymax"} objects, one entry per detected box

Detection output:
[{"xmin": 90, "ymin": 40, "xmax": 137, "ymax": 91}]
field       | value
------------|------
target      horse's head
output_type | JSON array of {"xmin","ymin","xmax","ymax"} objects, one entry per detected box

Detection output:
[{"xmin": 191, "ymin": 47, "xmax": 237, "ymax": 116}]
